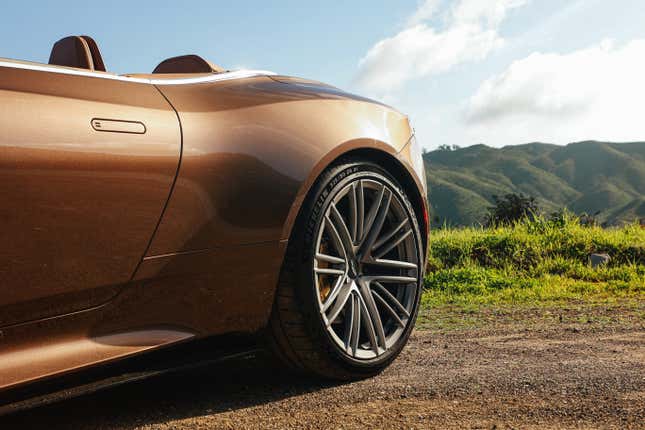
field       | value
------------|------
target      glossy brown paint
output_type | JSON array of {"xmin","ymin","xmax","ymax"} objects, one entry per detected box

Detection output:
[
  {"xmin": 146, "ymin": 76, "xmax": 413, "ymax": 254},
  {"xmin": 0, "ymin": 60, "xmax": 426, "ymax": 393},
  {"xmin": 0, "ymin": 63, "xmax": 181, "ymax": 328},
  {"xmin": 0, "ymin": 241, "xmax": 283, "ymax": 390}
]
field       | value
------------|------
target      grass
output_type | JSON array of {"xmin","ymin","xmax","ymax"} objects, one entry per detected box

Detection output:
[{"xmin": 421, "ymin": 216, "xmax": 645, "ymax": 311}]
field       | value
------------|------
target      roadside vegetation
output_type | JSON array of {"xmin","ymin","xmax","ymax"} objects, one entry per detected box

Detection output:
[{"xmin": 422, "ymin": 215, "xmax": 645, "ymax": 310}]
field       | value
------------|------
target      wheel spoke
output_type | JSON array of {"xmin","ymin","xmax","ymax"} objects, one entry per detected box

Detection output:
[
  {"xmin": 314, "ymin": 267, "xmax": 345, "ymax": 276},
  {"xmin": 364, "ymin": 275, "xmax": 418, "ymax": 284},
  {"xmin": 358, "ymin": 293, "xmax": 379, "ymax": 355},
  {"xmin": 361, "ymin": 184, "xmax": 385, "ymax": 246},
  {"xmin": 348, "ymin": 183, "xmax": 358, "ymax": 244},
  {"xmin": 372, "ymin": 218, "xmax": 408, "ymax": 251},
  {"xmin": 342, "ymin": 293, "xmax": 355, "ymax": 352},
  {"xmin": 356, "ymin": 180, "xmax": 365, "ymax": 244},
  {"xmin": 358, "ymin": 187, "xmax": 392, "ymax": 257},
  {"xmin": 329, "ymin": 204, "xmax": 355, "ymax": 259},
  {"xmin": 315, "ymin": 253, "xmax": 345, "ymax": 264},
  {"xmin": 350, "ymin": 293, "xmax": 361, "ymax": 355},
  {"xmin": 321, "ymin": 274, "xmax": 347, "ymax": 312},
  {"xmin": 371, "ymin": 258, "xmax": 419, "ymax": 270},
  {"xmin": 358, "ymin": 279, "xmax": 386, "ymax": 351},
  {"xmin": 373, "ymin": 226, "xmax": 413, "ymax": 259},
  {"xmin": 324, "ymin": 216, "xmax": 348, "ymax": 260},
  {"xmin": 325, "ymin": 280, "xmax": 354, "ymax": 325},
  {"xmin": 372, "ymin": 282, "xmax": 410, "ymax": 318},
  {"xmin": 372, "ymin": 289, "xmax": 405, "ymax": 327}
]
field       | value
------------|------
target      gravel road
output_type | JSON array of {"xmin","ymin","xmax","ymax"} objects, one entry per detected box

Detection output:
[{"xmin": 2, "ymin": 304, "xmax": 643, "ymax": 429}]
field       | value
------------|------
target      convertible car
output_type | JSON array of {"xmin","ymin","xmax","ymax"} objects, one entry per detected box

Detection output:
[{"xmin": 0, "ymin": 35, "xmax": 428, "ymax": 393}]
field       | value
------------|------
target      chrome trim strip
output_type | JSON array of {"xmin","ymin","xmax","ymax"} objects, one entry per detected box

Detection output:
[
  {"xmin": 0, "ymin": 59, "xmax": 276, "ymax": 85},
  {"xmin": 0, "ymin": 59, "xmax": 150, "ymax": 83},
  {"xmin": 151, "ymin": 69, "xmax": 277, "ymax": 85}
]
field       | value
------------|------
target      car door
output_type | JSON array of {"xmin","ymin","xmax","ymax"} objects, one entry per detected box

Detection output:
[{"xmin": 0, "ymin": 61, "xmax": 181, "ymax": 327}]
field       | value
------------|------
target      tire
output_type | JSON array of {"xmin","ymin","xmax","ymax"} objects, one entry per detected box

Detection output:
[{"xmin": 266, "ymin": 159, "xmax": 424, "ymax": 380}]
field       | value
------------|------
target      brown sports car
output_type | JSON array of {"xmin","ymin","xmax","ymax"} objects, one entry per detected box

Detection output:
[{"xmin": 0, "ymin": 35, "xmax": 428, "ymax": 394}]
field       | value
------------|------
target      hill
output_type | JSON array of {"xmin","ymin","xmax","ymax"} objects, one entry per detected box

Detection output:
[{"xmin": 424, "ymin": 141, "xmax": 645, "ymax": 226}]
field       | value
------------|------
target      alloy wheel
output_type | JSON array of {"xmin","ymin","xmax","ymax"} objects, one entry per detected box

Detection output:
[{"xmin": 313, "ymin": 177, "xmax": 420, "ymax": 360}]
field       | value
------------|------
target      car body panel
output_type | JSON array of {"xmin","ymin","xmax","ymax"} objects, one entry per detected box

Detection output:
[
  {"xmin": 0, "ymin": 241, "xmax": 283, "ymax": 391},
  {"xmin": 145, "ymin": 76, "xmax": 413, "ymax": 255},
  {"xmin": 0, "ymin": 62, "xmax": 181, "ymax": 328},
  {"xmin": 0, "ymin": 60, "xmax": 426, "ymax": 394}
]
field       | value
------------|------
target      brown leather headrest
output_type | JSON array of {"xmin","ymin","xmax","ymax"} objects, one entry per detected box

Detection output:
[
  {"xmin": 48, "ymin": 35, "xmax": 107, "ymax": 71},
  {"xmin": 80, "ymin": 35, "xmax": 106, "ymax": 72},
  {"xmin": 49, "ymin": 36, "xmax": 94, "ymax": 70},
  {"xmin": 153, "ymin": 55, "xmax": 224, "ymax": 74}
]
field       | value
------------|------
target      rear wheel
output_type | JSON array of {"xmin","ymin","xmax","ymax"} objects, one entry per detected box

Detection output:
[{"xmin": 266, "ymin": 160, "xmax": 424, "ymax": 380}]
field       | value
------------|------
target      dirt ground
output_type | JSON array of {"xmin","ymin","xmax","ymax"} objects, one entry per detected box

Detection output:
[{"xmin": 1, "ymin": 303, "xmax": 643, "ymax": 429}]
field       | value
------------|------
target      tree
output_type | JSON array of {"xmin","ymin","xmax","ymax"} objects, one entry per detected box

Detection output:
[
  {"xmin": 436, "ymin": 144, "xmax": 462, "ymax": 151},
  {"xmin": 485, "ymin": 193, "xmax": 539, "ymax": 226}
]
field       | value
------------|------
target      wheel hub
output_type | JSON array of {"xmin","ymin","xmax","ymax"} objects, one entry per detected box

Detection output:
[{"xmin": 347, "ymin": 258, "xmax": 360, "ymax": 279}]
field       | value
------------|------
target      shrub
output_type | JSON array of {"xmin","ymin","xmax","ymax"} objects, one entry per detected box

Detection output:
[
  {"xmin": 424, "ymin": 216, "xmax": 645, "ymax": 306},
  {"xmin": 485, "ymin": 193, "xmax": 539, "ymax": 226}
]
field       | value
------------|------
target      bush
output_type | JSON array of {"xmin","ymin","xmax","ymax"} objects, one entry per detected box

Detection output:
[
  {"xmin": 424, "ymin": 216, "xmax": 645, "ymax": 306},
  {"xmin": 485, "ymin": 193, "xmax": 539, "ymax": 226}
]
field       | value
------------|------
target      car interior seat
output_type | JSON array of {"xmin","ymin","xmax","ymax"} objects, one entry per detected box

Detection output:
[
  {"xmin": 152, "ymin": 54, "xmax": 224, "ymax": 74},
  {"xmin": 48, "ymin": 35, "xmax": 106, "ymax": 72}
]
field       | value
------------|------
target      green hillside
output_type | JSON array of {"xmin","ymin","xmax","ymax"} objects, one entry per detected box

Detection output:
[{"xmin": 424, "ymin": 141, "xmax": 645, "ymax": 227}]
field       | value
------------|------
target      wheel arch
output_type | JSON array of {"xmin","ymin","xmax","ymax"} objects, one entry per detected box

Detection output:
[{"xmin": 281, "ymin": 143, "xmax": 428, "ymax": 253}]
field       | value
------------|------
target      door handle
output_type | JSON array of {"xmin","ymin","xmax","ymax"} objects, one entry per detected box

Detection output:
[{"xmin": 91, "ymin": 118, "xmax": 146, "ymax": 134}]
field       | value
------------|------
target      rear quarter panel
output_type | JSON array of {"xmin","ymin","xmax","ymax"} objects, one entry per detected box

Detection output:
[{"xmin": 148, "ymin": 76, "xmax": 414, "ymax": 254}]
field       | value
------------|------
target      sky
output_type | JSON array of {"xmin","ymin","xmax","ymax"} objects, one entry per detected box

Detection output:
[{"xmin": 2, "ymin": 0, "xmax": 645, "ymax": 149}]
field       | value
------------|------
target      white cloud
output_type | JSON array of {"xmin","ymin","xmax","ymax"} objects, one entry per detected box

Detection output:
[
  {"xmin": 354, "ymin": 0, "xmax": 528, "ymax": 96},
  {"xmin": 407, "ymin": 0, "xmax": 442, "ymax": 26},
  {"xmin": 452, "ymin": 0, "xmax": 527, "ymax": 27},
  {"xmin": 465, "ymin": 39, "xmax": 645, "ymax": 144}
]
